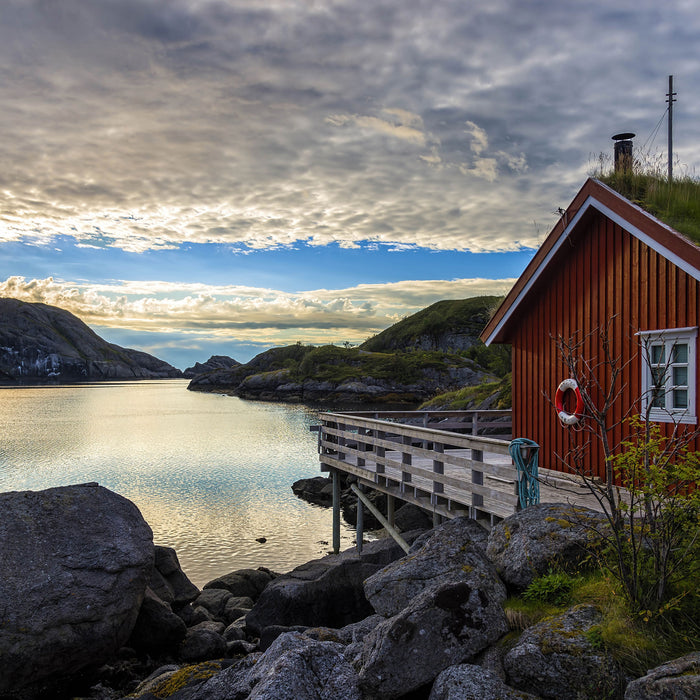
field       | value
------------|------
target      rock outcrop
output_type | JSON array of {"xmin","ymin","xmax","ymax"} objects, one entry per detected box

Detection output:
[
  {"xmin": 364, "ymin": 516, "xmax": 492, "ymax": 617},
  {"xmin": 0, "ymin": 483, "xmax": 154, "ymax": 698},
  {"xmin": 486, "ymin": 503, "xmax": 609, "ymax": 590},
  {"xmin": 624, "ymin": 651, "xmax": 700, "ymax": 700},
  {"xmin": 503, "ymin": 604, "xmax": 624, "ymax": 700},
  {"xmin": 429, "ymin": 664, "xmax": 540, "ymax": 700},
  {"xmin": 245, "ymin": 535, "xmax": 420, "ymax": 637},
  {"xmin": 0, "ymin": 298, "xmax": 182, "ymax": 382},
  {"xmin": 183, "ymin": 355, "xmax": 240, "ymax": 379}
]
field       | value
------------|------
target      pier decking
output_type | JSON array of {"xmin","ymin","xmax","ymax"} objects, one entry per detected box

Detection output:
[{"xmin": 316, "ymin": 409, "xmax": 601, "ymax": 552}]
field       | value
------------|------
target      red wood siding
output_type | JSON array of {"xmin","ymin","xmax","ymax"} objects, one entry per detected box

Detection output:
[{"xmin": 509, "ymin": 211, "xmax": 700, "ymax": 478}]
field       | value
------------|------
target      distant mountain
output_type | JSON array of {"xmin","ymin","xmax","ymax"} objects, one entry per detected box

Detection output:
[
  {"xmin": 0, "ymin": 298, "xmax": 182, "ymax": 383},
  {"xmin": 183, "ymin": 355, "xmax": 241, "ymax": 378}
]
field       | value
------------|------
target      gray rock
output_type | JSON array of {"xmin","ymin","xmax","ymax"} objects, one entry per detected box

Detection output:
[
  {"xmin": 259, "ymin": 624, "xmax": 309, "ymax": 651},
  {"xmin": 624, "ymin": 651, "xmax": 700, "ymax": 699},
  {"xmin": 364, "ymin": 516, "xmax": 496, "ymax": 617},
  {"xmin": 429, "ymin": 664, "xmax": 541, "ymax": 699},
  {"xmin": 246, "ymin": 536, "xmax": 419, "ymax": 636},
  {"xmin": 128, "ymin": 660, "xmax": 230, "ymax": 700},
  {"xmin": 223, "ymin": 595, "xmax": 254, "ymax": 624},
  {"xmin": 393, "ymin": 502, "xmax": 434, "ymax": 531},
  {"xmin": 227, "ymin": 639, "xmax": 258, "ymax": 656},
  {"xmin": 223, "ymin": 620, "xmax": 247, "ymax": 642},
  {"xmin": 504, "ymin": 604, "xmax": 623, "ymax": 700},
  {"xmin": 203, "ymin": 567, "xmax": 277, "ymax": 601},
  {"xmin": 127, "ymin": 588, "xmax": 188, "ymax": 653},
  {"xmin": 194, "ymin": 588, "xmax": 233, "ymax": 620},
  {"xmin": 0, "ymin": 484, "xmax": 153, "ymax": 698},
  {"xmin": 191, "ymin": 620, "xmax": 226, "ymax": 635},
  {"xmin": 178, "ymin": 603, "xmax": 215, "ymax": 626},
  {"xmin": 486, "ymin": 503, "xmax": 609, "ymax": 590},
  {"xmin": 149, "ymin": 545, "xmax": 200, "ymax": 606},
  {"xmin": 178, "ymin": 626, "xmax": 228, "ymax": 662},
  {"xmin": 190, "ymin": 631, "xmax": 361, "ymax": 700},
  {"xmin": 357, "ymin": 578, "xmax": 509, "ymax": 699},
  {"xmin": 292, "ymin": 476, "xmax": 334, "ymax": 506}
]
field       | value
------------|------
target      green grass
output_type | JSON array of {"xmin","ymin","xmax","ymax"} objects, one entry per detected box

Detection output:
[
  {"xmin": 592, "ymin": 160, "xmax": 700, "ymax": 243},
  {"xmin": 360, "ymin": 297, "xmax": 505, "ymax": 353},
  {"xmin": 419, "ymin": 374, "xmax": 511, "ymax": 410},
  {"xmin": 504, "ymin": 569, "xmax": 700, "ymax": 679}
]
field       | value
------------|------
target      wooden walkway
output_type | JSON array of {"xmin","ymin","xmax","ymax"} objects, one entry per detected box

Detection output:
[{"xmin": 315, "ymin": 410, "xmax": 606, "ymax": 549}]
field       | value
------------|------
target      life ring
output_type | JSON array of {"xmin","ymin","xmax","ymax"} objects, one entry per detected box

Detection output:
[{"xmin": 555, "ymin": 378, "xmax": 584, "ymax": 425}]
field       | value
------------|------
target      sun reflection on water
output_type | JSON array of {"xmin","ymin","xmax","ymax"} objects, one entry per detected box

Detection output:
[{"xmin": 0, "ymin": 380, "xmax": 354, "ymax": 587}]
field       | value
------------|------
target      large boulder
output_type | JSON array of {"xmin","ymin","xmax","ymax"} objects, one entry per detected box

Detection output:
[
  {"xmin": 149, "ymin": 545, "xmax": 200, "ymax": 606},
  {"xmin": 486, "ymin": 503, "xmax": 608, "ymax": 590},
  {"xmin": 503, "ymin": 604, "xmax": 623, "ymax": 700},
  {"xmin": 127, "ymin": 588, "xmax": 188, "ymax": 654},
  {"xmin": 356, "ymin": 578, "xmax": 509, "ymax": 698},
  {"xmin": 429, "ymin": 664, "xmax": 541, "ymax": 699},
  {"xmin": 245, "ymin": 536, "xmax": 419, "ymax": 637},
  {"xmin": 184, "ymin": 632, "xmax": 361, "ymax": 700},
  {"xmin": 624, "ymin": 651, "xmax": 700, "ymax": 699},
  {"xmin": 203, "ymin": 567, "xmax": 277, "ymax": 601},
  {"xmin": 0, "ymin": 483, "xmax": 154, "ymax": 698},
  {"xmin": 364, "ymin": 516, "xmax": 492, "ymax": 617}
]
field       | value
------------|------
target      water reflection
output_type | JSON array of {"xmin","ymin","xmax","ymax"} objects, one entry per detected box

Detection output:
[{"xmin": 0, "ymin": 381, "xmax": 354, "ymax": 586}]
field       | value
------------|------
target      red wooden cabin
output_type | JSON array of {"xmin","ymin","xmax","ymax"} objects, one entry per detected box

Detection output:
[{"xmin": 481, "ymin": 178, "xmax": 700, "ymax": 478}]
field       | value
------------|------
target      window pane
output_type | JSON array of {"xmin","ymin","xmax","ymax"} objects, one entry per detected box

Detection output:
[
  {"xmin": 672, "ymin": 343, "xmax": 688, "ymax": 364},
  {"xmin": 673, "ymin": 389, "xmax": 688, "ymax": 409},
  {"xmin": 673, "ymin": 366, "xmax": 688, "ymax": 386},
  {"xmin": 651, "ymin": 367, "xmax": 666, "ymax": 387},
  {"xmin": 651, "ymin": 344, "xmax": 665, "ymax": 364},
  {"xmin": 652, "ymin": 386, "xmax": 666, "ymax": 408}
]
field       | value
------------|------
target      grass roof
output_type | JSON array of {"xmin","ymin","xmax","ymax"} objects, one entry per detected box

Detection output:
[{"xmin": 595, "ymin": 171, "xmax": 700, "ymax": 244}]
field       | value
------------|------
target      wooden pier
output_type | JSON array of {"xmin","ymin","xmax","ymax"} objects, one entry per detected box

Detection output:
[{"xmin": 315, "ymin": 409, "xmax": 600, "ymax": 552}]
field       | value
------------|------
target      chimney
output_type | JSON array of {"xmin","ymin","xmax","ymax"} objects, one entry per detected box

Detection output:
[{"xmin": 612, "ymin": 132, "xmax": 635, "ymax": 173}]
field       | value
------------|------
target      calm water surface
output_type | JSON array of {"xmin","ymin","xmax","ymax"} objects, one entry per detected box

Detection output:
[{"xmin": 0, "ymin": 380, "xmax": 354, "ymax": 587}]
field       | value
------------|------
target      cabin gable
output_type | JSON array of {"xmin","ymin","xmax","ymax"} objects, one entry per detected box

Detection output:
[{"xmin": 484, "ymin": 180, "xmax": 700, "ymax": 478}]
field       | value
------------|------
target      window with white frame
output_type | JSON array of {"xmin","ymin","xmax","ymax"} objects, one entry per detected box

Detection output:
[{"xmin": 638, "ymin": 327, "xmax": 697, "ymax": 424}]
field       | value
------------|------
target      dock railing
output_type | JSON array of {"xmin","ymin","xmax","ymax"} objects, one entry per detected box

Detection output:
[{"xmin": 316, "ymin": 410, "xmax": 518, "ymax": 545}]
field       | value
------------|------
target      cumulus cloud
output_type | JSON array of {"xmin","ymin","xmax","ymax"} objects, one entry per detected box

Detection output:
[{"xmin": 0, "ymin": 275, "xmax": 515, "ymax": 346}]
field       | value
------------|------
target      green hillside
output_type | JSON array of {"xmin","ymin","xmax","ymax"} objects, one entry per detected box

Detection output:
[{"xmin": 361, "ymin": 296, "xmax": 510, "ymax": 377}]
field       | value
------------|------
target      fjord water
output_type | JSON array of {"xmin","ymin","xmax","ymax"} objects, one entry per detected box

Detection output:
[{"xmin": 0, "ymin": 380, "xmax": 353, "ymax": 587}]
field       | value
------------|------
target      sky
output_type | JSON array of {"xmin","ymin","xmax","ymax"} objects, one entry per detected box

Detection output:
[{"xmin": 1, "ymin": 1, "xmax": 699, "ymax": 370}]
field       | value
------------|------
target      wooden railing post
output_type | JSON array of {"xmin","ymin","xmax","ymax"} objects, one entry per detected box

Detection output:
[
  {"xmin": 332, "ymin": 468, "xmax": 341, "ymax": 554},
  {"xmin": 401, "ymin": 434, "xmax": 412, "ymax": 494},
  {"xmin": 432, "ymin": 442, "xmax": 444, "ymax": 505}
]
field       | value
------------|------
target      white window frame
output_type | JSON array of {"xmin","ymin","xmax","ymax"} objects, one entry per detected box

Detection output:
[{"xmin": 637, "ymin": 327, "xmax": 697, "ymax": 425}]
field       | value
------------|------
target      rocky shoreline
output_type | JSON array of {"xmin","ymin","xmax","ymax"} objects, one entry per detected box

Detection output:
[{"xmin": 0, "ymin": 483, "xmax": 698, "ymax": 700}]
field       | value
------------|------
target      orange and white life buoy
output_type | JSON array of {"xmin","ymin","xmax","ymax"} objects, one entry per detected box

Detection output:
[{"xmin": 555, "ymin": 378, "xmax": 584, "ymax": 425}]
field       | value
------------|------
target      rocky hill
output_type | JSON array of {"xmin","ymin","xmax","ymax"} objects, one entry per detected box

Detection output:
[
  {"xmin": 360, "ymin": 297, "xmax": 502, "ymax": 353},
  {"xmin": 189, "ymin": 343, "xmax": 494, "ymax": 406},
  {"xmin": 188, "ymin": 297, "xmax": 511, "ymax": 406},
  {"xmin": 0, "ymin": 298, "xmax": 182, "ymax": 383},
  {"xmin": 183, "ymin": 355, "xmax": 240, "ymax": 379}
]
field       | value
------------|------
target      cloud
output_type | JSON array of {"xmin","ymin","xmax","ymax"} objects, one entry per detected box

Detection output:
[
  {"xmin": 0, "ymin": 0, "xmax": 697, "ymax": 258},
  {"xmin": 0, "ymin": 275, "xmax": 515, "ymax": 345}
]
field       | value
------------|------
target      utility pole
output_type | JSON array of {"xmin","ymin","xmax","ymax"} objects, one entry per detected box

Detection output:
[{"xmin": 666, "ymin": 75, "xmax": 676, "ymax": 182}]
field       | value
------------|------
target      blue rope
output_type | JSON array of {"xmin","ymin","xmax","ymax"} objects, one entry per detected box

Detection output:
[{"xmin": 509, "ymin": 437, "xmax": 540, "ymax": 508}]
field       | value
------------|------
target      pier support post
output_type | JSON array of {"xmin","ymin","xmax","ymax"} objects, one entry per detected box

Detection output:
[
  {"xmin": 332, "ymin": 469, "xmax": 341, "ymax": 554},
  {"xmin": 387, "ymin": 494, "xmax": 395, "ymax": 529},
  {"xmin": 356, "ymin": 486, "xmax": 364, "ymax": 553}
]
